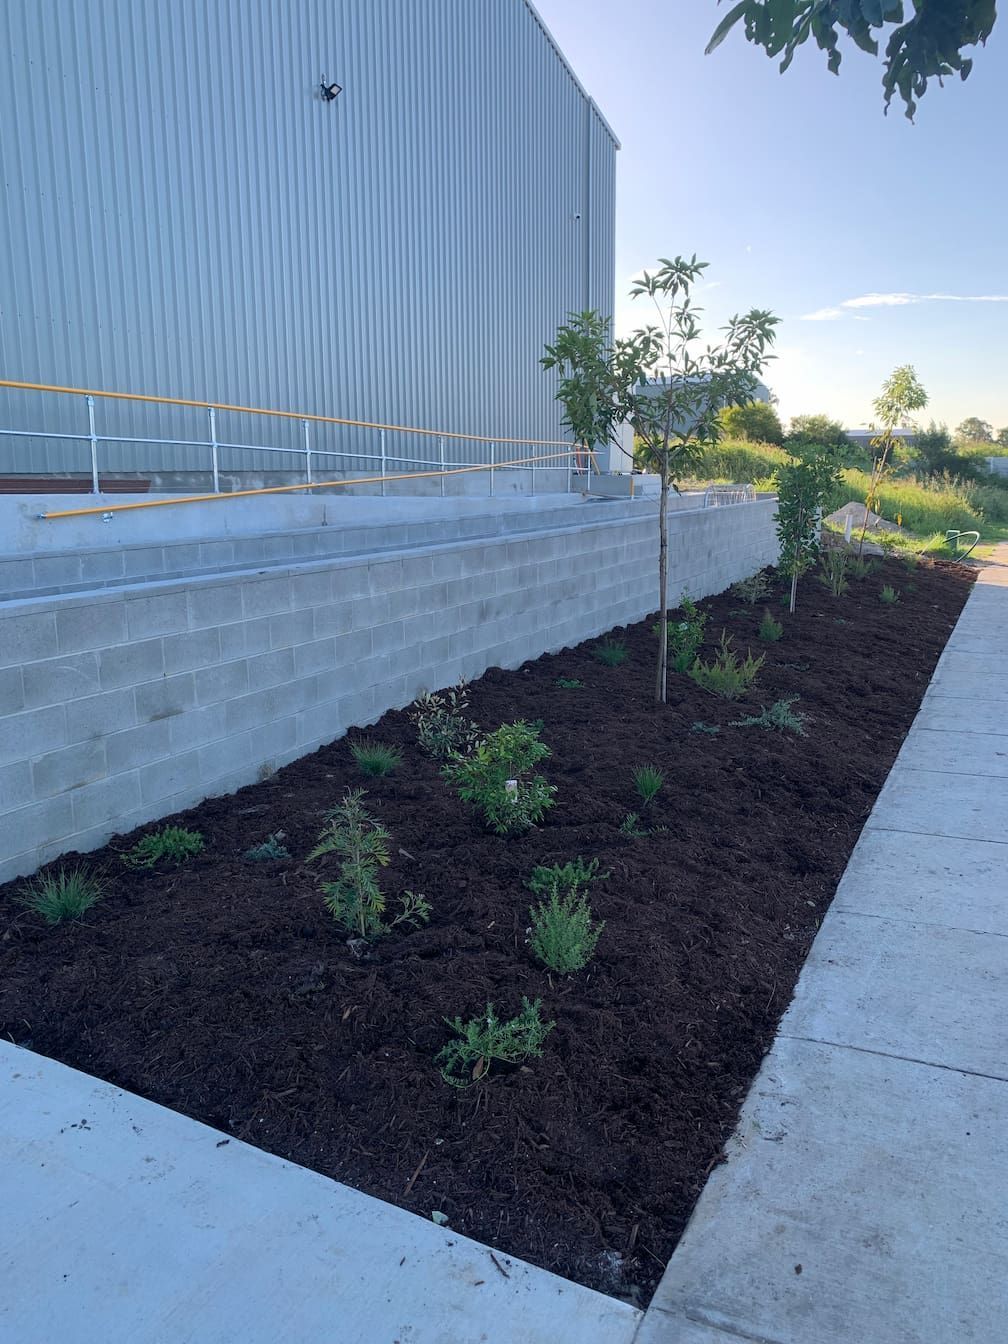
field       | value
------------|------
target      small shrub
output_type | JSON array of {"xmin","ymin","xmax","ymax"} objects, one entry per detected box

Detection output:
[
  {"xmin": 349, "ymin": 737, "xmax": 402, "ymax": 778},
  {"xmin": 819, "ymin": 550, "xmax": 849, "ymax": 597},
  {"xmin": 733, "ymin": 695, "xmax": 807, "ymax": 736},
  {"xmin": 688, "ymin": 631, "xmax": 765, "ymax": 701},
  {"xmin": 442, "ymin": 721, "xmax": 555, "ymax": 835},
  {"xmin": 409, "ymin": 680, "xmax": 479, "ymax": 760},
  {"xmin": 632, "ymin": 764, "xmax": 664, "ymax": 806},
  {"xmin": 528, "ymin": 858, "xmax": 605, "ymax": 974},
  {"xmin": 122, "ymin": 826, "xmax": 204, "ymax": 869},
  {"xmin": 308, "ymin": 788, "xmax": 429, "ymax": 938},
  {"xmin": 619, "ymin": 811, "xmax": 648, "ymax": 836},
  {"xmin": 244, "ymin": 833, "xmax": 290, "ymax": 861},
  {"xmin": 691, "ymin": 721, "xmax": 721, "ymax": 735},
  {"xmin": 758, "ymin": 609, "xmax": 783, "ymax": 642},
  {"xmin": 593, "ymin": 638, "xmax": 628, "ymax": 667},
  {"xmin": 437, "ymin": 997, "xmax": 554, "ymax": 1087},
  {"xmin": 655, "ymin": 595, "xmax": 707, "ymax": 673},
  {"xmin": 19, "ymin": 866, "xmax": 104, "ymax": 924},
  {"xmin": 555, "ymin": 677, "xmax": 584, "ymax": 689},
  {"xmin": 850, "ymin": 555, "xmax": 879, "ymax": 581},
  {"xmin": 880, "ymin": 584, "xmax": 900, "ymax": 604},
  {"xmin": 730, "ymin": 571, "xmax": 772, "ymax": 606}
]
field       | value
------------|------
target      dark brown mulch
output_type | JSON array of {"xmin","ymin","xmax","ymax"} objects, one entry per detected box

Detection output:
[{"xmin": 0, "ymin": 557, "xmax": 975, "ymax": 1304}]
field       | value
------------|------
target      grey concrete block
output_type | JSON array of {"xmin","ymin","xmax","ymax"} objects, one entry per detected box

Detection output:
[
  {"xmin": 400, "ymin": 553, "xmax": 435, "ymax": 585},
  {"xmin": 123, "ymin": 547, "xmax": 169, "ymax": 580},
  {"xmin": 0, "ymin": 558, "xmax": 35, "ymax": 598},
  {"xmin": 332, "ymin": 630, "xmax": 373, "ymax": 666},
  {"xmin": 0, "ymin": 794, "xmax": 73, "ymax": 869},
  {"xmin": 22, "ymin": 652, "xmax": 102, "ymax": 709},
  {"xmin": 0, "ymin": 666, "xmax": 25, "ymax": 715},
  {"xmin": 0, "ymin": 614, "xmax": 54, "ymax": 673},
  {"xmin": 370, "ymin": 621, "xmax": 405, "ymax": 655},
  {"xmin": 188, "ymin": 584, "xmax": 242, "ymax": 630},
  {"xmin": 331, "ymin": 567, "xmax": 372, "ymax": 601},
  {"xmin": 163, "ymin": 628, "xmax": 223, "ymax": 675},
  {"xmin": 137, "ymin": 748, "xmax": 203, "ymax": 806},
  {"xmin": 169, "ymin": 703, "xmax": 228, "ymax": 753},
  {"xmin": 225, "ymin": 681, "xmax": 314, "ymax": 737},
  {"xmin": 134, "ymin": 674, "xmax": 197, "ymax": 725},
  {"xmin": 291, "ymin": 570, "xmax": 332, "ymax": 608},
  {"xmin": 293, "ymin": 638, "xmax": 337, "ymax": 678},
  {"xmin": 98, "ymin": 638, "xmax": 166, "ymax": 690},
  {"xmin": 32, "ymin": 738, "xmax": 108, "ymax": 798},
  {"xmin": 80, "ymin": 549, "xmax": 126, "ymax": 584},
  {"xmin": 312, "ymin": 602, "xmax": 354, "ymax": 639},
  {"xmin": 32, "ymin": 553, "xmax": 83, "ymax": 591},
  {"xmin": 248, "ymin": 714, "xmax": 299, "ymax": 765},
  {"xmin": 0, "ymin": 704, "xmax": 67, "ymax": 766},
  {"xmin": 232, "ymin": 537, "xmax": 267, "ymax": 566},
  {"xmin": 71, "ymin": 771, "xmax": 143, "ymax": 831},
  {"xmin": 56, "ymin": 601, "xmax": 127, "ymax": 653},
  {"xmin": 262, "ymin": 535, "xmax": 295, "ymax": 561},
  {"xmin": 65, "ymin": 688, "xmax": 137, "ymax": 744},
  {"xmin": 0, "ymin": 760, "xmax": 32, "ymax": 812},
  {"xmin": 126, "ymin": 591, "xmax": 190, "ymax": 640},
  {"xmin": 198, "ymin": 540, "xmax": 235, "ymax": 569},
  {"xmin": 197, "ymin": 733, "xmax": 254, "ymax": 787},
  {"xmin": 241, "ymin": 576, "xmax": 293, "ymax": 619},
  {"xmin": 193, "ymin": 660, "xmax": 249, "ymax": 706},
  {"xmin": 351, "ymin": 592, "xmax": 390, "ymax": 628},
  {"xmin": 104, "ymin": 719, "xmax": 174, "ymax": 774},
  {"xmin": 268, "ymin": 609, "xmax": 314, "ymax": 650},
  {"xmin": 247, "ymin": 648, "xmax": 296, "ymax": 690},
  {"xmin": 368, "ymin": 559, "xmax": 403, "ymax": 595}
]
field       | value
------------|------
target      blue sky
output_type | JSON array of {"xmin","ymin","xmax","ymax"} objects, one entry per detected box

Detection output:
[{"xmin": 535, "ymin": 0, "xmax": 1008, "ymax": 432}]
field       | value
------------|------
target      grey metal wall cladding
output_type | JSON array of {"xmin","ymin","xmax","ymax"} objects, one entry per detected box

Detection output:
[{"xmin": 0, "ymin": 1, "xmax": 617, "ymax": 478}]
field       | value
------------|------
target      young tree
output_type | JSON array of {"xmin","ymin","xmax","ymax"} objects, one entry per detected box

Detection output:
[
  {"xmin": 543, "ymin": 260, "xmax": 777, "ymax": 704},
  {"xmin": 786, "ymin": 413, "xmax": 849, "ymax": 453},
  {"xmin": 721, "ymin": 400, "xmax": 784, "ymax": 444},
  {"xmin": 997, "ymin": 428, "xmax": 1008, "ymax": 448},
  {"xmin": 858, "ymin": 364, "xmax": 928, "ymax": 553},
  {"xmin": 707, "ymin": 1, "xmax": 997, "ymax": 119},
  {"xmin": 776, "ymin": 448, "xmax": 841, "ymax": 614},
  {"xmin": 955, "ymin": 416, "xmax": 994, "ymax": 443}
]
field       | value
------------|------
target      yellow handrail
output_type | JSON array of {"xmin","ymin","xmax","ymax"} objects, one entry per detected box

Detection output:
[
  {"xmin": 39, "ymin": 448, "xmax": 599, "ymax": 520},
  {"xmin": 0, "ymin": 377, "xmax": 571, "ymax": 448}
]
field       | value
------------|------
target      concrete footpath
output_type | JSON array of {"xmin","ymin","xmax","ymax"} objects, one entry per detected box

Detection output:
[{"xmin": 638, "ymin": 547, "xmax": 1008, "ymax": 1343}]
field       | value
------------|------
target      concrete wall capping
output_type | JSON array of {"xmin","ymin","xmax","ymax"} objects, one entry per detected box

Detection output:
[{"xmin": 0, "ymin": 500, "xmax": 779, "ymax": 881}]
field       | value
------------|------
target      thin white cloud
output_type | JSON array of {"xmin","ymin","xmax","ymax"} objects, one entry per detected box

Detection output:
[{"xmin": 801, "ymin": 291, "xmax": 1008, "ymax": 320}]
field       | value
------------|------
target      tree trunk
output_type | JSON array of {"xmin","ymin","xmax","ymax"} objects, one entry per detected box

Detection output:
[
  {"xmin": 655, "ymin": 471, "xmax": 669, "ymax": 703},
  {"xmin": 789, "ymin": 503, "xmax": 804, "ymax": 615}
]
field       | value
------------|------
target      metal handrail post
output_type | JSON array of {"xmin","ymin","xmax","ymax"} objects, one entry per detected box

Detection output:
[
  {"xmin": 208, "ymin": 406, "xmax": 220, "ymax": 493},
  {"xmin": 567, "ymin": 445, "xmax": 573, "ymax": 494},
  {"xmin": 302, "ymin": 418, "xmax": 312, "ymax": 488},
  {"xmin": 86, "ymin": 394, "xmax": 99, "ymax": 493},
  {"xmin": 489, "ymin": 441, "xmax": 495, "ymax": 497},
  {"xmin": 439, "ymin": 436, "xmax": 445, "ymax": 497},
  {"xmin": 531, "ymin": 443, "xmax": 536, "ymax": 496},
  {"xmin": 380, "ymin": 430, "xmax": 386, "ymax": 497},
  {"xmin": 586, "ymin": 444, "xmax": 592, "ymax": 494}
]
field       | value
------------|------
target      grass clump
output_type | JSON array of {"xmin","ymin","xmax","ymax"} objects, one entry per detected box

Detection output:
[
  {"xmin": 349, "ymin": 737, "xmax": 402, "ymax": 777},
  {"xmin": 688, "ymin": 631, "xmax": 765, "ymax": 701},
  {"xmin": 733, "ymin": 695, "xmax": 807, "ymax": 736},
  {"xmin": 443, "ymin": 721, "xmax": 555, "ymax": 835},
  {"xmin": 593, "ymin": 638, "xmax": 628, "ymax": 667},
  {"xmin": 632, "ymin": 764, "xmax": 664, "ymax": 806},
  {"xmin": 244, "ymin": 833, "xmax": 290, "ymax": 861},
  {"xmin": 819, "ymin": 550, "xmax": 850, "ymax": 597},
  {"xmin": 528, "ymin": 858, "xmax": 605, "ymax": 974},
  {"xmin": 555, "ymin": 676, "xmax": 584, "ymax": 689},
  {"xmin": 122, "ymin": 826, "xmax": 204, "ymax": 869},
  {"xmin": 758, "ymin": 608, "xmax": 783, "ymax": 642},
  {"xmin": 655, "ymin": 595, "xmax": 707, "ymax": 673},
  {"xmin": 308, "ymin": 788, "xmax": 429, "ymax": 939},
  {"xmin": 437, "ymin": 997, "xmax": 554, "ymax": 1087},
  {"xmin": 849, "ymin": 555, "xmax": 880, "ymax": 581},
  {"xmin": 19, "ymin": 866, "xmax": 105, "ymax": 924},
  {"xmin": 409, "ymin": 680, "xmax": 479, "ymax": 760},
  {"xmin": 618, "ymin": 811, "xmax": 648, "ymax": 836},
  {"xmin": 879, "ymin": 584, "xmax": 900, "ymax": 605}
]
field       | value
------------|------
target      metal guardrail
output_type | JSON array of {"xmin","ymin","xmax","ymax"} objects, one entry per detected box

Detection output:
[
  {"xmin": 702, "ymin": 483, "xmax": 757, "ymax": 507},
  {"xmin": 0, "ymin": 378, "xmax": 587, "ymax": 505}
]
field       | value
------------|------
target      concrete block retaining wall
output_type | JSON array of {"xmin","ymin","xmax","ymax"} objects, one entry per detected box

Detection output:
[{"xmin": 0, "ymin": 499, "xmax": 778, "ymax": 882}]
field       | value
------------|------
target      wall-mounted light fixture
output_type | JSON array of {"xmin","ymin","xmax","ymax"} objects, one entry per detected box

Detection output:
[{"xmin": 320, "ymin": 75, "xmax": 342, "ymax": 102}]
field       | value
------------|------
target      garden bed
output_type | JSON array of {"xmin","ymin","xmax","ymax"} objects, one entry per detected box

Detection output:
[{"xmin": 0, "ymin": 557, "xmax": 975, "ymax": 1304}]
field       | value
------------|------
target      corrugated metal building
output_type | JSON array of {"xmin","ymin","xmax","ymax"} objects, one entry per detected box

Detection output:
[{"xmin": 0, "ymin": 0, "xmax": 616, "ymax": 481}]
